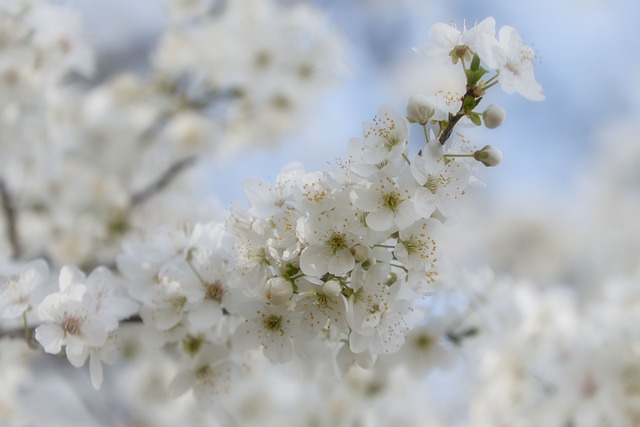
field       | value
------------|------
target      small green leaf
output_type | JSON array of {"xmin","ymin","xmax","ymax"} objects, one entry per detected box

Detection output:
[
  {"xmin": 462, "ymin": 95, "xmax": 476, "ymax": 112},
  {"xmin": 470, "ymin": 53, "xmax": 481, "ymax": 71},
  {"xmin": 468, "ymin": 112, "xmax": 482, "ymax": 126}
]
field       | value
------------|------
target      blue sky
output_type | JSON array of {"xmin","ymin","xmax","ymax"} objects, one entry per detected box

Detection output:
[{"xmin": 59, "ymin": 0, "xmax": 640, "ymax": 208}]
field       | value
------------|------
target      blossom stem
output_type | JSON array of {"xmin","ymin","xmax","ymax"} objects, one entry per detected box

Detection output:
[
  {"xmin": 402, "ymin": 152, "xmax": 411, "ymax": 165},
  {"xmin": 0, "ymin": 179, "xmax": 22, "ymax": 259},
  {"xmin": 22, "ymin": 311, "xmax": 31, "ymax": 341},
  {"xmin": 422, "ymin": 124, "xmax": 429, "ymax": 144},
  {"xmin": 438, "ymin": 87, "xmax": 478, "ymax": 145},
  {"xmin": 390, "ymin": 263, "xmax": 408, "ymax": 272},
  {"xmin": 288, "ymin": 272, "xmax": 305, "ymax": 281},
  {"xmin": 484, "ymin": 73, "xmax": 499, "ymax": 85},
  {"xmin": 374, "ymin": 244, "xmax": 396, "ymax": 249},
  {"xmin": 481, "ymin": 80, "xmax": 500, "ymax": 91},
  {"xmin": 130, "ymin": 156, "xmax": 197, "ymax": 206}
]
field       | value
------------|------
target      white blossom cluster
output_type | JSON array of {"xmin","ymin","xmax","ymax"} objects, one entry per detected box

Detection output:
[
  {"xmin": 0, "ymin": 10, "xmax": 552, "ymax": 424},
  {"xmin": 155, "ymin": 0, "xmax": 347, "ymax": 147},
  {"xmin": 0, "ymin": 0, "xmax": 346, "ymax": 269}
]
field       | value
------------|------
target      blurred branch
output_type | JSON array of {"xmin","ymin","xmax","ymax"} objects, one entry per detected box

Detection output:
[
  {"xmin": 0, "ymin": 315, "xmax": 143, "ymax": 341},
  {"xmin": 0, "ymin": 179, "xmax": 22, "ymax": 258},
  {"xmin": 130, "ymin": 156, "xmax": 197, "ymax": 207}
]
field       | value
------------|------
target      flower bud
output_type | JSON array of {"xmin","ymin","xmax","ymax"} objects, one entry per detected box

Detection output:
[
  {"xmin": 265, "ymin": 277, "xmax": 293, "ymax": 304},
  {"xmin": 322, "ymin": 279, "xmax": 342, "ymax": 299},
  {"xmin": 350, "ymin": 244, "xmax": 370, "ymax": 263},
  {"xmin": 407, "ymin": 95, "xmax": 435, "ymax": 125},
  {"xmin": 482, "ymin": 105, "xmax": 506, "ymax": 129},
  {"xmin": 473, "ymin": 145, "xmax": 502, "ymax": 167}
]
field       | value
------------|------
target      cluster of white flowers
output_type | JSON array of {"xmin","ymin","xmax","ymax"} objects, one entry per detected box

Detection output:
[
  {"xmin": 155, "ymin": 0, "xmax": 346, "ymax": 148},
  {"xmin": 0, "ymin": 7, "xmax": 554, "ymax": 424},
  {"xmin": 0, "ymin": 0, "xmax": 346, "ymax": 270}
]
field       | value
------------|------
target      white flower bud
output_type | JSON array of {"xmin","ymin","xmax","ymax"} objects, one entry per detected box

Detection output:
[
  {"xmin": 473, "ymin": 145, "xmax": 503, "ymax": 167},
  {"xmin": 482, "ymin": 105, "xmax": 506, "ymax": 129},
  {"xmin": 322, "ymin": 279, "xmax": 342, "ymax": 299},
  {"xmin": 407, "ymin": 95, "xmax": 435, "ymax": 125},
  {"xmin": 350, "ymin": 244, "xmax": 370, "ymax": 263},
  {"xmin": 265, "ymin": 277, "xmax": 293, "ymax": 304}
]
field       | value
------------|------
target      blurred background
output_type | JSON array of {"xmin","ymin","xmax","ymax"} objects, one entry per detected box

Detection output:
[
  {"xmin": 52, "ymin": 0, "xmax": 640, "ymax": 284},
  {"xmin": 3, "ymin": 1, "xmax": 640, "ymax": 425},
  {"xmin": 54, "ymin": 0, "xmax": 640, "ymax": 201}
]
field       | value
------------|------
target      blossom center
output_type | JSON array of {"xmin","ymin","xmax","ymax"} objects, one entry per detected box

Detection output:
[
  {"xmin": 62, "ymin": 316, "xmax": 83, "ymax": 335},
  {"xmin": 425, "ymin": 175, "xmax": 440, "ymax": 194},
  {"xmin": 263, "ymin": 314, "xmax": 283, "ymax": 332},
  {"xmin": 382, "ymin": 192, "xmax": 402, "ymax": 212},
  {"xmin": 414, "ymin": 332, "xmax": 435, "ymax": 350},
  {"xmin": 327, "ymin": 232, "xmax": 347, "ymax": 253},
  {"xmin": 205, "ymin": 281, "xmax": 224, "ymax": 303}
]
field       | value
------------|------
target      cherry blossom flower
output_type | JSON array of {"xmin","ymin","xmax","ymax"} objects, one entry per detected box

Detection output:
[
  {"xmin": 0, "ymin": 259, "xmax": 49, "ymax": 320},
  {"xmin": 477, "ymin": 26, "xmax": 544, "ymax": 101}
]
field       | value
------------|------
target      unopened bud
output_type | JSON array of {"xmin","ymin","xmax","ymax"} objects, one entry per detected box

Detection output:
[
  {"xmin": 407, "ymin": 95, "xmax": 435, "ymax": 125},
  {"xmin": 473, "ymin": 145, "xmax": 502, "ymax": 167},
  {"xmin": 265, "ymin": 277, "xmax": 293, "ymax": 304},
  {"xmin": 322, "ymin": 279, "xmax": 342, "ymax": 299},
  {"xmin": 482, "ymin": 105, "xmax": 506, "ymax": 129},
  {"xmin": 350, "ymin": 244, "xmax": 370, "ymax": 263}
]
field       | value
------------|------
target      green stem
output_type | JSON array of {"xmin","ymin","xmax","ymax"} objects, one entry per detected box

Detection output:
[
  {"xmin": 422, "ymin": 124, "xmax": 429, "ymax": 144},
  {"xmin": 374, "ymin": 244, "xmax": 396, "ymax": 249},
  {"xmin": 390, "ymin": 263, "xmax": 408, "ymax": 272},
  {"xmin": 484, "ymin": 72, "xmax": 499, "ymax": 85},
  {"xmin": 22, "ymin": 311, "xmax": 31, "ymax": 341},
  {"xmin": 482, "ymin": 80, "xmax": 500, "ymax": 91}
]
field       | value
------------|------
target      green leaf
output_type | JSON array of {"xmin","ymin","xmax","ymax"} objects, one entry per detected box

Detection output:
[
  {"xmin": 468, "ymin": 112, "xmax": 482, "ymax": 126},
  {"xmin": 470, "ymin": 53, "xmax": 481, "ymax": 71},
  {"xmin": 462, "ymin": 95, "xmax": 476, "ymax": 112}
]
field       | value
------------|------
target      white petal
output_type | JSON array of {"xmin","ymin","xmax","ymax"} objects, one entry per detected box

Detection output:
[
  {"xmin": 89, "ymin": 351, "xmax": 104, "ymax": 390},
  {"xmin": 299, "ymin": 245, "xmax": 331, "ymax": 277},
  {"xmin": 188, "ymin": 301, "xmax": 223, "ymax": 329},
  {"xmin": 35, "ymin": 324, "xmax": 65, "ymax": 354},
  {"xmin": 429, "ymin": 23, "xmax": 460, "ymax": 49},
  {"xmin": 169, "ymin": 370, "xmax": 196, "ymax": 398},
  {"xmin": 328, "ymin": 249, "xmax": 355, "ymax": 276},
  {"xmin": 350, "ymin": 187, "xmax": 380, "ymax": 212},
  {"xmin": 365, "ymin": 209, "xmax": 395, "ymax": 232}
]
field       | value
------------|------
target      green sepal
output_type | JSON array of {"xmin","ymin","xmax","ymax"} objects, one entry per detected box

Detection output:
[
  {"xmin": 462, "ymin": 95, "xmax": 476, "ymax": 112},
  {"xmin": 467, "ymin": 111, "xmax": 482, "ymax": 126},
  {"xmin": 466, "ymin": 68, "xmax": 489, "ymax": 87},
  {"xmin": 470, "ymin": 53, "xmax": 481, "ymax": 71}
]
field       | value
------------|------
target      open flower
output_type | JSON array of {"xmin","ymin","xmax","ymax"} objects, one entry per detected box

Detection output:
[
  {"xmin": 477, "ymin": 26, "xmax": 544, "ymax": 101},
  {"xmin": 0, "ymin": 259, "xmax": 49, "ymax": 320},
  {"xmin": 415, "ymin": 17, "xmax": 495, "ymax": 64}
]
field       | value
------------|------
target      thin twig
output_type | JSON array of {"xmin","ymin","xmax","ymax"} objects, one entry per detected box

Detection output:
[
  {"xmin": 130, "ymin": 156, "xmax": 197, "ymax": 206},
  {"xmin": 0, "ymin": 179, "xmax": 22, "ymax": 258},
  {"xmin": 438, "ymin": 87, "xmax": 478, "ymax": 145}
]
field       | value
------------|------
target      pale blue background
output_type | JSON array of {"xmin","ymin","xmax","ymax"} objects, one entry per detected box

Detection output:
[{"xmin": 57, "ymin": 0, "xmax": 640, "ymax": 208}]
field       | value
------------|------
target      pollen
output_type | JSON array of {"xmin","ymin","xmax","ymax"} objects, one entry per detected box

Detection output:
[
  {"xmin": 382, "ymin": 192, "xmax": 402, "ymax": 212},
  {"xmin": 327, "ymin": 232, "xmax": 347, "ymax": 254},
  {"xmin": 263, "ymin": 314, "xmax": 283, "ymax": 332},
  {"xmin": 205, "ymin": 281, "xmax": 224, "ymax": 303},
  {"xmin": 62, "ymin": 316, "xmax": 83, "ymax": 335}
]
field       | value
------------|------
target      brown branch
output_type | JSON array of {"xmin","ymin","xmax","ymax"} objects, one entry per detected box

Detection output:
[
  {"xmin": 438, "ymin": 112, "xmax": 466, "ymax": 145},
  {"xmin": 130, "ymin": 156, "xmax": 197, "ymax": 207},
  {"xmin": 0, "ymin": 179, "xmax": 22, "ymax": 258},
  {"xmin": 0, "ymin": 315, "xmax": 143, "ymax": 341},
  {"xmin": 438, "ymin": 87, "xmax": 479, "ymax": 146}
]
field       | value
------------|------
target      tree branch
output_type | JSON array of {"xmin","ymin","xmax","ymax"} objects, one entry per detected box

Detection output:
[
  {"xmin": 0, "ymin": 179, "xmax": 22, "ymax": 258},
  {"xmin": 130, "ymin": 156, "xmax": 197, "ymax": 207}
]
